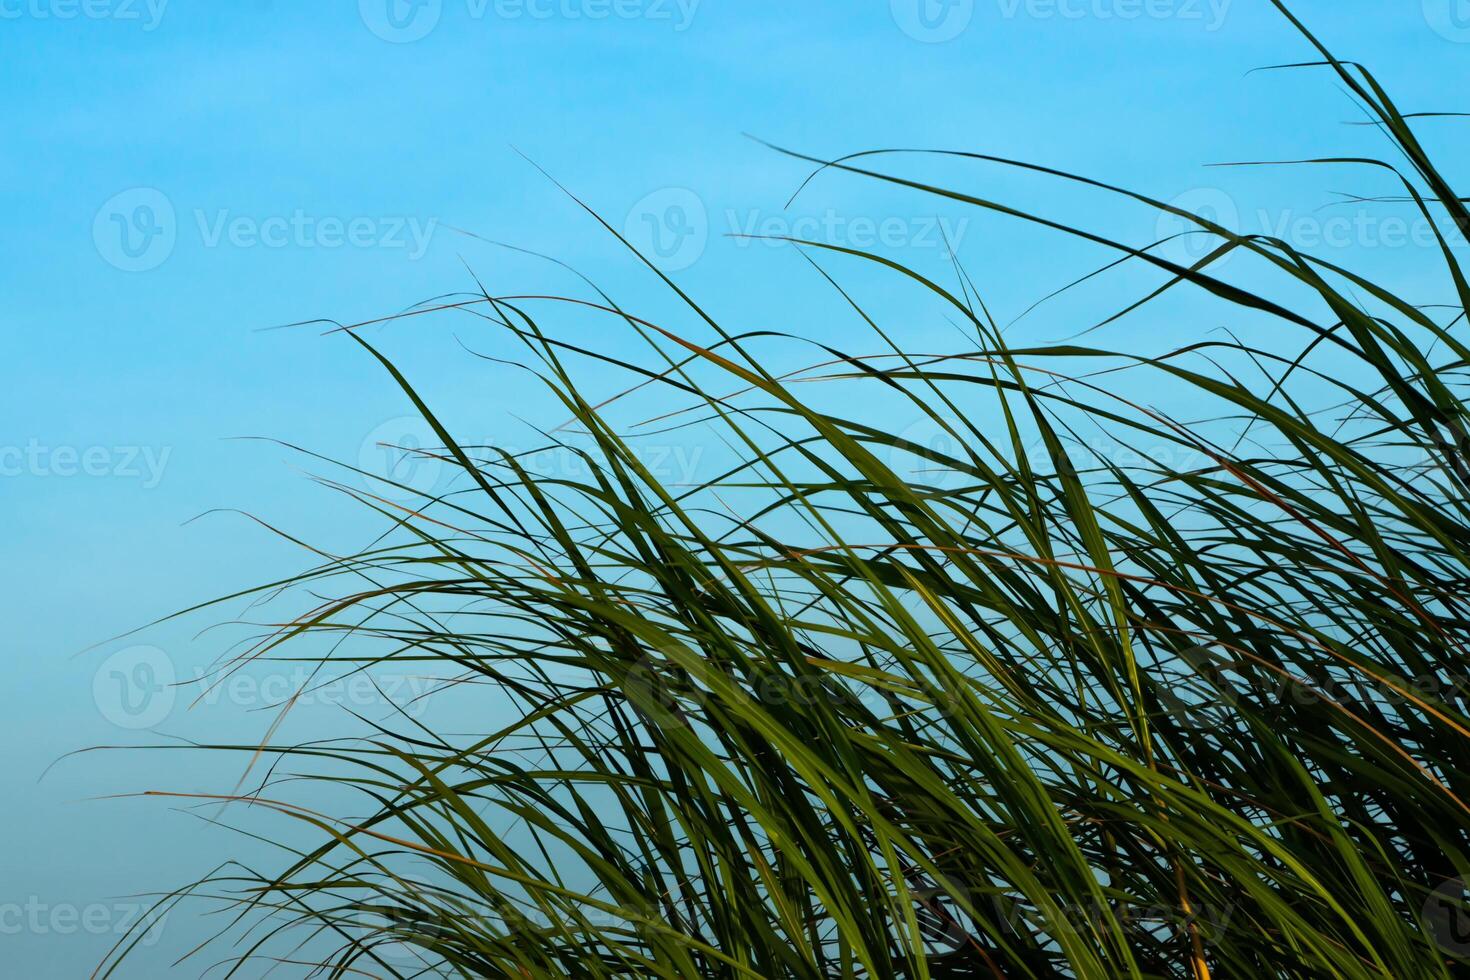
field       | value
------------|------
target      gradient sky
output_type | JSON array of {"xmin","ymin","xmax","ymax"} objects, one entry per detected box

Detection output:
[{"xmin": 4, "ymin": 1, "xmax": 1468, "ymax": 974}]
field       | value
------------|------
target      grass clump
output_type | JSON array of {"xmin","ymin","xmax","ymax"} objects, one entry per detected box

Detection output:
[{"xmin": 104, "ymin": 6, "xmax": 1470, "ymax": 978}]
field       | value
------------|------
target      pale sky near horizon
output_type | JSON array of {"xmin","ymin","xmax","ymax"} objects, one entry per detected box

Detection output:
[{"xmin": 4, "ymin": 1, "xmax": 1468, "ymax": 974}]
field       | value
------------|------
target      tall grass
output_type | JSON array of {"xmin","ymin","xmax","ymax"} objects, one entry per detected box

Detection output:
[{"xmin": 104, "ymin": 5, "xmax": 1470, "ymax": 977}]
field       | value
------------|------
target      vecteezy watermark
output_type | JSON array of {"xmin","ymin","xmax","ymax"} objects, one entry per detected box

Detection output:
[
  {"xmin": 94, "ymin": 188, "xmax": 440, "ymax": 271},
  {"xmin": 623, "ymin": 188, "xmax": 972, "ymax": 272},
  {"xmin": 359, "ymin": 415, "xmax": 709, "ymax": 501},
  {"xmin": 194, "ymin": 209, "xmax": 438, "ymax": 259},
  {"xmin": 886, "ymin": 417, "xmax": 970, "ymax": 490},
  {"xmin": 726, "ymin": 208, "xmax": 971, "ymax": 254},
  {"xmin": 623, "ymin": 647, "xmax": 704, "ymax": 730},
  {"xmin": 0, "ymin": 898, "xmax": 167, "ymax": 944},
  {"xmin": 891, "ymin": 0, "xmax": 975, "ymax": 42},
  {"xmin": 1424, "ymin": 0, "xmax": 1470, "ymax": 43},
  {"xmin": 348, "ymin": 877, "xmax": 662, "ymax": 970},
  {"xmin": 882, "ymin": 421, "xmax": 1239, "ymax": 492},
  {"xmin": 1158, "ymin": 642, "xmax": 1470, "ymax": 736},
  {"xmin": 893, "ymin": 0, "xmax": 1230, "ymax": 39},
  {"xmin": 359, "ymin": 0, "xmax": 700, "ymax": 43},
  {"xmin": 342, "ymin": 876, "xmax": 445, "ymax": 970},
  {"xmin": 92, "ymin": 645, "xmax": 439, "ymax": 729},
  {"xmin": 986, "ymin": 892, "xmax": 1235, "ymax": 948},
  {"xmin": 0, "ymin": 0, "xmax": 168, "ymax": 29},
  {"xmin": 0, "ymin": 441, "xmax": 171, "ymax": 487},
  {"xmin": 1254, "ymin": 210, "xmax": 1458, "ymax": 251},
  {"xmin": 1154, "ymin": 188, "xmax": 1467, "ymax": 268},
  {"xmin": 620, "ymin": 647, "xmax": 960, "ymax": 732},
  {"xmin": 1155, "ymin": 187, "xmax": 1241, "ymax": 266},
  {"xmin": 186, "ymin": 663, "xmax": 437, "ymax": 717},
  {"xmin": 995, "ymin": 0, "xmax": 1231, "ymax": 30}
]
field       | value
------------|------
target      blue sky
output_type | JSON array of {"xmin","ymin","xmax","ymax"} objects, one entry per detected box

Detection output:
[{"xmin": 4, "ymin": 1, "xmax": 1468, "ymax": 974}]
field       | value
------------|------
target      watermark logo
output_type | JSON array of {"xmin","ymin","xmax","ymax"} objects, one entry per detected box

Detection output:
[
  {"xmin": 94, "ymin": 188, "xmax": 176, "ymax": 273},
  {"xmin": 93, "ymin": 645, "xmax": 176, "ymax": 730},
  {"xmin": 1425, "ymin": 0, "xmax": 1470, "ymax": 42},
  {"xmin": 1155, "ymin": 187, "xmax": 1240, "ymax": 267},
  {"xmin": 360, "ymin": 416, "xmax": 447, "ymax": 502},
  {"xmin": 886, "ymin": 417, "xmax": 968, "ymax": 489},
  {"xmin": 623, "ymin": 648, "xmax": 708, "ymax": 730},
  {"xmin": 359, "ymin": 0, "xmax": 442, "ymax": 42},
  {"xmin": 624, "ymin": 188, "xmax": 708, "ymax": 272},
  {"xmin": 1425, "ymin": 876, "xmax": 1470, "ymax": 954},
  {"xmin": 892, "ymin": 0, "xmax": 974, "ymax": 41}
]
